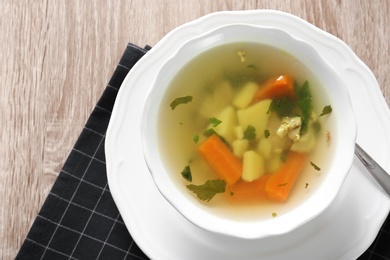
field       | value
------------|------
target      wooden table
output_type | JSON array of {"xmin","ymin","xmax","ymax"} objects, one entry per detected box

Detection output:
[{"xmin": 1, "ymin": 1, "xmax": 389, "ymax": 258}]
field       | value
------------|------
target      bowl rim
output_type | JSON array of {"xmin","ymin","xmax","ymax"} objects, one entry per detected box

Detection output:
[{"xmin": 141, "ymin": 23, "xmax": 357, "ymax": 239}]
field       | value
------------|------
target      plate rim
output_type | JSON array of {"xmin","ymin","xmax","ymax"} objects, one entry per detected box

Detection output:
[{"xmin": 106, "ymin": 9, "xmax": 390, "ymax": 260}]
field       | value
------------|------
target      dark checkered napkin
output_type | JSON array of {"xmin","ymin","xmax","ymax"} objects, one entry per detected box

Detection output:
[
  {"xmin": 16, "ymin": 43, "xmax": 150, "ymax": 260},
  {"xmin": 358, "ymin": 216, "xmax": 390, "ymax": 260},
  {"xmin": 16, "ymin": 43, "xmax": 390, "ymax": 260}
]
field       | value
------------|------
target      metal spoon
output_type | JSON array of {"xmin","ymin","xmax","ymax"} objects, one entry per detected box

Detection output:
[{"xmin": 355, "ymin": 143, "xmax": 390, "ymax": 196}]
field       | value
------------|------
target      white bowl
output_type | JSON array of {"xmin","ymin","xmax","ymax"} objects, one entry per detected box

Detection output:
[{"xmin": 141, "ymin": 24, "xmax": 357, "ymax": 239}]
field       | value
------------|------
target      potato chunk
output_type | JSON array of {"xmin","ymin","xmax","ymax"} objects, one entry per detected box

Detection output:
[
  {"xmin": 232, "ymin": 139, "xmax": 249, "ymax": 158},
  {"xmin": 213, "ymin": 106, "xmax": 237, "ymax": 144},
  {"xmin": 234, "ymin": 125, "xmax": 244, "ymax": 139},
  {"xmin": 236, "ymin": 99, "xmax": 272, "ymax": 140},
  {"xmin": 257, "ymin": 137, "xmax": 272, "ymax": 160},
  {"xmin": 242, "ymin": 151, "xmax": 265, "ymax": 182},
  {"xmin": 233, "ymin": 81, "xmax": 258, "ymax": 109}
]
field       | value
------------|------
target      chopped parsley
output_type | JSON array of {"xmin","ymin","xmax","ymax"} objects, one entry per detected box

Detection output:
[
  {"xmin": 170, "ymin": 96, "xmax": 193, "ymax": 110},
  {"xmin": 247, "ymin": 64, "xmax": 258, "ymax": 70},
  {"xmin": 272, "ymin": 212, "xmax": 278, "ymax": 217},
  {"xmin": 320, "ymin": 105, "xmax": 332, "ymax": 116},
  {"xmin": 203, "ymin": 128, "xmax": 217, "ymax": 137},
  {"xmin": 305, "ymin": 183, "xmax": 309, "ymax": 189},
  {"xmin": 204, "ymin": 118, "xmax": 222, "ymax": 137},
  {"xmin": 181, "ymin": 165, "xmax": 192, "ymax": 182},
  {"xmin": 203, "ymin": 130, "xmax": 229, "ymax": 146},
  {"xmin": 264, "ymin": 129, "xmax": 270, "ymax": 138},
  {"xmin": 193, "ymin": 134, "xmax": 199, "ymax": 144},
  {"xmin": 186, "ymin": 179, "xmax": 226, "ymax": 202},
  {"xmin": 295, "ymin": 81, "xmax": 312, "ymax": 135},
  {"xmin": 244, "ymin": 125, "xmax": 256, "ymax": 140},
  {"xmin": 209, "ymin": 117, "xmax": 222, "ymax": 127},
  {"xmin": 268, "ymin": 96, "xmax": 295, "ymax": 117},
  {"xmin": 310, "ymin": 161, "xmax": 321, "ymax": 171}
]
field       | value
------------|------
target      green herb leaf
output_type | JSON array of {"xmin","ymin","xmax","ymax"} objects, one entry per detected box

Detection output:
[
  {"xmin": 203, "ymin": 130, "xmax": 229, "ymax": 147},
  {"xmin": 305, "ymin": 183, "xmax": 309, "ymax": 189},
  {"xmin": 264, "ymin": 129, "xmax": 270, "ymax": 139},
  {"xmin": 320, "ymin": 105, "xmax": 332, "ymax": 116},
  {"xmin": 272, "ymin": 212, "xmax": 278, "ymax": 217},
  {"xmin": 278, "ymin": 183, "xmax": 288, "ymax": 187},
  {"xmin": 193, "ymin": 134, "xmax": 199, "ymax": 144},
  {"xmin": 247, "ymin": 64, "xmax": 258, "ymax": 70},
  {"xmin": 268, "ymin": 96, "xmax": 296, "ymax": 117},
  {"xmin": 230, "ymin": 191, "xmax": 234, "ymax": 196},
  {"xmin": 209, "ymin": 117, "xmax": 222, "ymax": 127},
  {"xmin": 170, "ymin": 96, "xmax": 193, "ymax": 110},
  {"xmin": 203, "ymin": 128, "xmax": 217, "ymax": 137},
  {"xmin": 181, "ymin": 165, "xmax": 192, "ymax": 182},
  {"xmin": 244, "ymin": 125, "xmax": 256, "ymax": 140},
  {"xmin": 310, "ymin": 161, "xmax": 321, "ymax": 171},
  {"xmin": 295, "ymin": 81, "xmax": 312, "ymax": 135},
  {"xmin": 186, "ymin": 179, "xmax": 226, "ymax": 202}
]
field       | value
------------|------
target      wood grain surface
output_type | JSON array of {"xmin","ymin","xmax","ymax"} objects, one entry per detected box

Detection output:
[{"xmin": 1, "ymin": 0, "xmax": 389, "ymax": 259}]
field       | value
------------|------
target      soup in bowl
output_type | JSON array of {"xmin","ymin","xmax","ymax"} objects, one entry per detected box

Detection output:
[{"xmin": 141, "ymin": 24, "xmax": 357, "ymax": 239}]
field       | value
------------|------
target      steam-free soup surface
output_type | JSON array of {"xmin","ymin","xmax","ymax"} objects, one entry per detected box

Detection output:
[{"xmin": 158, "ymin": 43, "xmax": 334, "ymax": 221}]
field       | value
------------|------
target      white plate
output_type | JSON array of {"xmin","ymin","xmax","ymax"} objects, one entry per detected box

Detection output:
[{"xmin": 105, "ymin": 10, "xmax": 390, "ymax": 260}]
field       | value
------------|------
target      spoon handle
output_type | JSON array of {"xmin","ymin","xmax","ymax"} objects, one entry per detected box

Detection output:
[{"xmin": 355, "ymin": 143, "xmax": 390, "ymax": 196}]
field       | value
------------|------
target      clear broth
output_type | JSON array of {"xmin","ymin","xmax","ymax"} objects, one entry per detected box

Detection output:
[{"xmin": 158, "ymin": 43, "xmax": 335, "ymax": 221}]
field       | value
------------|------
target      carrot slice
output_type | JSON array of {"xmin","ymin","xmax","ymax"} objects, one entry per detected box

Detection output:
[
  {"xmin": 198, "ymin": 134, "xmax": 242, "ymax": 185},
  {"xmin": 227, "ymin": 175, "xmax": 270, "ymax": 203},
  {"xmin": 264, "ymin": 152, "xmax": 307, "ymax": 202},
  {"xmin": 252, "ymin": 75, "xmax": 295, "ymax": 103}
]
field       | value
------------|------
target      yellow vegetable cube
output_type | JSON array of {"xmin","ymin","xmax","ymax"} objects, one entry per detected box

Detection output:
[
  {"xmin": 257, "ymin": 137, "xmax": 272, "ymax": 160},
  {"xmin": 267, "ymin": 155, "xmax": 283, "ymax": 173},
  {"xmin": 233, "ymin": 81, "xmax": 258, "ymax": 109},
  {"xmin": 232, "ymin": 139, "xmax": 249, "ymax": 158},
  {"xmin": 242, "ymin": 151, "xmax": 265, "ymax": 182},
  {"xmin": 237, "ymin": 99, "xmax": 272, "ymax": 140},
  {"xmin": 234, "ymin": 125, "xmax": 244, "ymax": 139},
  {"xmin": 213, "ymin": 106, "xmax": 237, "ymax": 144}
]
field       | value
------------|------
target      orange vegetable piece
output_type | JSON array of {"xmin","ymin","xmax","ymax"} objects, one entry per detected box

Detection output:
[
  {"xmin": 227, "ymin": 175, "xmax": 270, "ymax": 203},
  {"xmin": 264, "ymin": 152, "xmax": 307, "ymax": 202},
  {"xmin": 198, "ymin": 134, "xmax": 242, "ymax": 186},
  {"xmin": 252, "ymin": 75, "xmax": 295, "ymax": 103}
]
